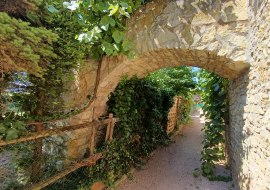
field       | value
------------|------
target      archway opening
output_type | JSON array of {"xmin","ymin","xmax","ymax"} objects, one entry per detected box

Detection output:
[{"xmin": 92, "ymin": 48, "xmax": 248, "ymax": 118}]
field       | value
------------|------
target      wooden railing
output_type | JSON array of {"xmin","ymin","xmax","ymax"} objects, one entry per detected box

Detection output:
[{"xmin": 0, "ymin": 113, "xmax": 119, "ymax": 190}]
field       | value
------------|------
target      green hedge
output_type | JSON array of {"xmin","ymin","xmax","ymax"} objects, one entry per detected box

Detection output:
[{"xmin": 88, "ymin": 77, "xmax": 174, "ymax": 187}]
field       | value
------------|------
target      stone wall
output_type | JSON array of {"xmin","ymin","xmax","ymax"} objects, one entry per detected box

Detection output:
[
  {"xmin": 62, "ymin": 60, "xmax": 98, "ymax": 112},
  {"xmin": 229, "ymin": 0, "xmax": 270, "ymax": 189}
]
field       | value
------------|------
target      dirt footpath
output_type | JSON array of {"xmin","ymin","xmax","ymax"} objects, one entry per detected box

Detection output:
[{"xmin": 118, "ymin": 113, "xmax": 234, "ymax": 190}]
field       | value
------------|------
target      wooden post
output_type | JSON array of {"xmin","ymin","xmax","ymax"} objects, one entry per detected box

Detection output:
[
  {"xmin": 90, "ymin": 124, "xmax": 97, "ymax": 156},
  {"xmin": 175, "ymin": 97, "xmax": 180, "ymax": 128},
  {"xmin": 0, "ymin": 62, "xmax": 3, "ymax": 81},
  {"xmin": 31, "ymin": 123, "xmax": 44, "ymax": 182},
  {"xmin": 0, "ymin": 62, "xmax": 5, "ymax": 113},
  {"xmin": 105, "ymin": 114, "xmax": 112, "ymax": 142},
  {"xmin": 108, "ymin": 114, "xmax": 115, "ymax": 142},
  {"xmin": 92, "ymin": 106, "xmax": 95, "ymax": 121}
]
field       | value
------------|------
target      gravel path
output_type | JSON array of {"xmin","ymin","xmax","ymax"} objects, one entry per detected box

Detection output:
[{"xmin": 118, "ymin": 112, "xmax": 234, "ymax": 190}]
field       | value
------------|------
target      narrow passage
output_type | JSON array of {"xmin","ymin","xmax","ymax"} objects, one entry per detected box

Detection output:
[{"xmin": 119, "ymin": 112, "xmax": 234, "ymax": 190}]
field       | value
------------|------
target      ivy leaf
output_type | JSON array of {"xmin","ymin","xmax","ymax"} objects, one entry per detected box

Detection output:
[
  {"xmin": 77, "ymin": 33, "xmax": 88, "ymax": 42},
  {"xmin": 78, "ymin": 27, "xmax": 102, "ymax": 43},
  {"xmin": 6, "ymin": 128, "xmax": 19, "ymax": 141},
  {"xmin": 47, "ymin": 5, "xmax": 59, "ymax": 13},
  {"xmin": 113, "ymin": 43, "xmax": 120, "ymax": 52},
  {"xmin": 127, "ymin": 50, "xmax": 136, "ymax": 59},
  {"xmin": 122, "ymin": 40, "xmax": 133, "ymax": 51},
  {"xmin": 96, "ymin": 2, "xmax": 110, "ymax": 12},
  {"xmin": 120, "ymin": 2, "xmax": 129, "ymax": 9},
  {"xmin": 102, "ymin": 41, "xmax": 115, "ymax": 56},
  {"xmin": 109, "ymin": 4, "xmax": 119, "ymax": 16},
  {"xmin": 101, "ymin": 24, "xmax": 109, "ymax": 31},
  {"xmin": 88, "ymin": 26, "xmax": 102, "ymax": 39},
  {"xmin": 134, "ymin": 0, "xmax": 142, "ymax": 9},
  {"xmin": 119, "ymin": 8, "xmax": 130, "ymax": 18},
  {"xmin": 91, "ymin": 45, "xmax": 103, "ymax": 60},
  {"xmin": 218, "ymin": 89, "xmax": 225, "ymax": 97},
  {"xmin": 63, "ymin": 1, "xmax": 79, "ymax": 11},
  {"xmin": 112, "ymin": 30, "xmax": 124, "ymax": 43},
  {"xmin": 100, "ymin": 16, "xmax": 116, "ymax": 30}
]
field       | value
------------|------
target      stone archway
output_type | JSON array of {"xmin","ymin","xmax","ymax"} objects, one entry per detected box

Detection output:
[
  {"xmin": 65, "ymin": 0, "xmax": 250, "ymax": 160},
  {"xmin": 88, "ymin": 0, "xmax": 250, "ymax": 118}
]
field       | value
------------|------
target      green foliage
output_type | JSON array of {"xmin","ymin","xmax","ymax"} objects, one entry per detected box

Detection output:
[
  {"xmin": 95, "ymin": 76, "xmax": 174, "ymax": 186},
  {"xmin": 198, "ymin": 70, "xmax": 230, "ymax": 180},
  {"xmin": 0, "ymin": 1, "xmax": 176, "ymax": 189},
  {"xmin": 83, "ymin": 75, "xmax": 193, "ymax": 188},
  {"xmin": 147, "ymin": 66, "xmax": 196, "ymax": 125},
  {"xmin": 0, "ymin": 121, "xmax": 26, "ymax": 141},
  {"xmin": 0, "ymin": 12, "xmax": 58, "ymax": 77},
  {"xmin": 147, "ymin": 67, "xmax": 196, "ymax": 97},
  {"xmin": 0, "ymin": 1, "xmax": 196, "ymax": 188},
  {"xmin": 193, "ymin": 168, "xmax": 201, "ymax": 178},
  {"xmin": 45, "ymin": 0, "xmax": 142, "ymax": 59},
  {"xmin": 178, "ymin": 97, "xmax": 193, "ymax": 125},
  {"xmin": 24, "ymin": 0, "xmax": 95, "ymax": 116}
]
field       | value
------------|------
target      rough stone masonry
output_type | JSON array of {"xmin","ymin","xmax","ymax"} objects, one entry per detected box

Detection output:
[{"xmin": 229, "ymin": 0, "xmax": 270, "ymax": 189}]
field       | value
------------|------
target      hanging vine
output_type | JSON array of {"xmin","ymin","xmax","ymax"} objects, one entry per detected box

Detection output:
[{"xmin": 198, "ymin": 70, "xmax": 231, "ymax": 181}]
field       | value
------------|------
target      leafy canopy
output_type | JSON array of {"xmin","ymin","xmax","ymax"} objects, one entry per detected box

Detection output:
[
  {"xmin": 147, "ymin": 66, "xmax": 196, "ymax": 97},
  {"xmin": 47, "ymin": 0, "xmax": 142, "ymax": 59}
]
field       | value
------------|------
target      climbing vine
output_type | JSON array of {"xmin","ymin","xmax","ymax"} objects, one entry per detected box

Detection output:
[
  {"xmin": 90, "ymin": 76, "xmax": 174, "ymax": 187},
  {"xmin": 45, "ymin": 0, "xmax": 141, "ymax": 59},
  {"xmin": 178, "ymin": 97, "xmax": 193, "ymax": 125},
  {"xmin": 198, "ymin": 70, "xmax": 231, "ymax": 181}
]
